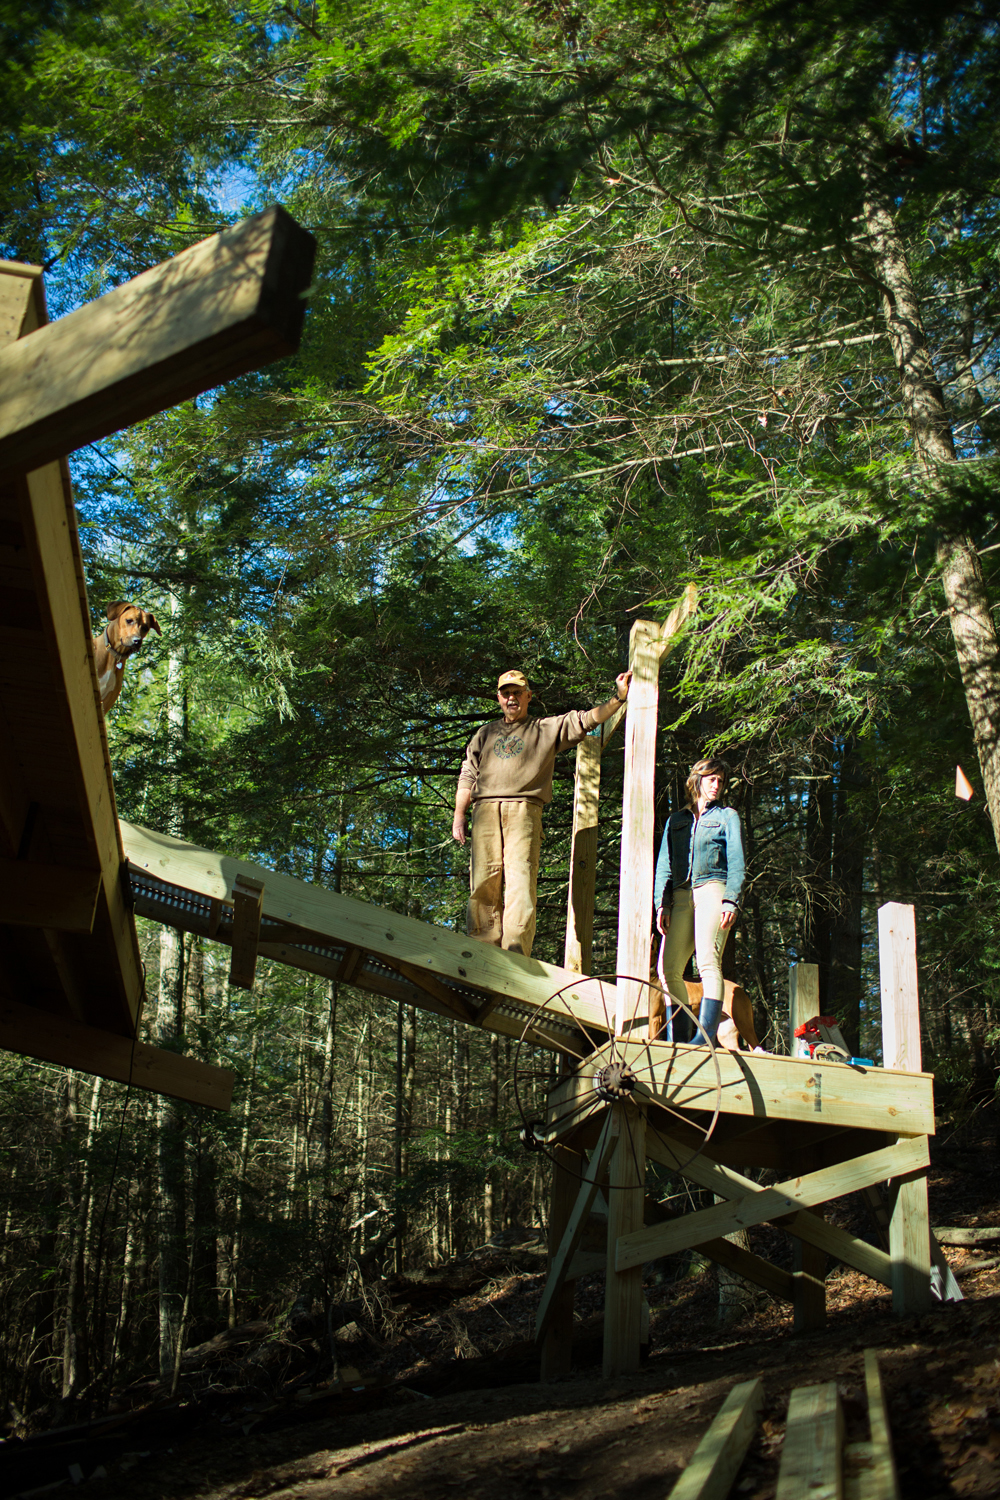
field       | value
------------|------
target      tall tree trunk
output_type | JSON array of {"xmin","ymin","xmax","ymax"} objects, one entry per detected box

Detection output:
[
  {"xmin": 864, "ymin": 183, "xmax": 1000, "ymax": 854},
  {"xmin": 229, "ymin": 1031, "xmax": 258, "ymax": 1327}
]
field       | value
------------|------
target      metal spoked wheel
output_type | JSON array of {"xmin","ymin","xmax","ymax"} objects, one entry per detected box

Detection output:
[{"xmin": 513, "ymin": 972, "xmax": 723, "ymax": 1191}]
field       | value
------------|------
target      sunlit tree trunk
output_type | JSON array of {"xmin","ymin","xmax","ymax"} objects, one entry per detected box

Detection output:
[{"xmin": 864, "ymin": 183, "xmax": 1000, "ymax": 855}]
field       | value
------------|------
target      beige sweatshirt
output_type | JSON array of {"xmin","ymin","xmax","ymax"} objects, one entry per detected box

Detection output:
[{"xmin": 457, "ymin": 709, "xmax": 600, "ymax": 805}]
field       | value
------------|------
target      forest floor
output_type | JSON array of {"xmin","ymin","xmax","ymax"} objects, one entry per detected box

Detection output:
[{"xmin": 12, "ymin": 1116, "xmax": 1000, "ymax": 1500}]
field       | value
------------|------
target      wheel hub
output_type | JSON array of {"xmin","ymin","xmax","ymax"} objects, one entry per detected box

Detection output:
[{"xmin": 594, "ymin": 1060, "xmax": 636, "ymax": 1102}]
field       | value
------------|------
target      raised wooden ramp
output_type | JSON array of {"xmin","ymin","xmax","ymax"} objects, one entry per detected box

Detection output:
[{"xmin": 120, "ymin": 820, "xmax": 616, "ymax": 1050}]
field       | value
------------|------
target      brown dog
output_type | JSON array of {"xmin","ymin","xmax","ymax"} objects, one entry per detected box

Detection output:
[
  {"xmin": 649, "ymin": 976, "xmax": 762, "ymax": 1051},
  {"xmin": 94, "ymin": 601, "xmax": 161, "ymax": 713}
]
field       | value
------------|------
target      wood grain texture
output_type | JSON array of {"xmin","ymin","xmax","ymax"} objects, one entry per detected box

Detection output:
[
  {"xmin": 122, "ymin": 818, "xmax": 615, "ymax": 1033},
  {"xmin": 549, "ymin": 1038, "xmax": 935, "ymax": 1137},
  {"xmin": 669, "ymin": 1378, "xmax": 764, "ymax": 1500},
  {"xmin": 878, "ymin": 903, "xmax": 921, "ymax": 1072},
  {"xmin": 0, "ymin": 993, "xmax": 233, "ymax": 1109},
  {"xmin": 615, "ymin": 1136, "xmax": 929, "ymax": 1270},
  {"xmin": 229, "ymin": 874, "xmax": 264, "ymax": 990},
  {"xmin": 0, "ymin": 207, "xmax": 315, "ymax": 478},
  {"xmin": 603, "ymin": 1104, "xmax": 647, "ymax": 1377},
  {"xmin": 890, "ymin": 1173, "xmax": 932, "ymax": 1315},
  {"xmin": 793, "ymin": 1208, "xmax": 828, "ymax": 1332},
  {"xmin": 777, "ymin": 1382, "xmax": 843, "ymax": 1500},
  {"xmin": 564, "ymin": 736, "xmax": 601, "ymax": 974},
  {"xmin": 860, "ymin": 1349, "xmax": 901, "ymax": 1500},
  {"xmin": 789, "ymin": 962, "xmax": 820, "ymax": 1054},
  {"xmin": 616, "ymin": 624, "xmax": 661, "ymax": 1032}
]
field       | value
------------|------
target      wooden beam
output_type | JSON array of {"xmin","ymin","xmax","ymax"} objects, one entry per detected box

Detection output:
[
  {"xmin": 793, "ymin": 1208, "xmax": 828, "ymax": 1332},
  {"xmin": 122, "ymin": 819, "xmax": 615, "ymax": 1034},
  {"xmin": 0, "ymin": 262, "xmax": 42, "ymax": 346},
  {"xmin": 861, "ymin": 1349, "xmax": 900, "ymax": 1500},
  {"xmin": 878, "ymin": 903, "xmax": 920, "ymax": 1072},
  {"xmin": 229, "ymin": 874, "xmax": 264, "ymax": 990},
  {"xmin": 669, "ymin": 1378, "xmax": 764, "ymax": 1500},
  {"xmin": 777, "ymin": 1383, "xmax": 843, "ymax": 1500},
  {"xmin": 535, "ymin": 1112, "xmax": 620, "ymax": 1345},
  {"xmin": 699, "ymin": 1238, "xmax": 795, "ymax": 1302},
  {"xmin": 564, "ymin": 735, "xmax": 602, "ymax": 974},
  {"xmin": 616, "ymin": 622, "xmax": 662, "ymax": 1032},
  {"xmin": 0, "ymin": 859, "xmax": 101, "ymax": 932},
  {"xmin": 0, "ymin": 207, "xmax": 315, "ymax": 478},
  {"xmin": 613, "ymin": 589, "xmax": 696, "ymax": 1029},
  {"xmin": 789, "ymin": 963, "xmax": 820, "ymax": 1055},
  {"xmin": 877, "ymin": 903, "xmax": 931, "ymax": 1315},
  {"xmin": 19, "ymin": 459, "xmax": 144, "ymax": 1033},
  {"xmin": 602, "ymin": 586, "xmax": 697, "ymax": 758},
  {"xmin": 540, "ymin": 1141, "xmax": 582, "ymax": 1381},
  {"xmin": 615, "ymin": 1136, "xmax": 930, "ymax": 1271},
  {"xmin": 549, "ymin": 1039, "xmax": 936, "ymax": 1138},
  {"xmin": 0, "ymin": 993, "xmax": 233, "ymax": 1109},
  {"xmin": 603, "ymin": 1103, "xmax": 646, "ymax": 1378}
]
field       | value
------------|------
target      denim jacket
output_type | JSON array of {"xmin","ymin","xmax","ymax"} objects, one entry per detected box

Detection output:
[{"xmin": 652, "ymin": 802, "xmax": 745, "ymax": 913}]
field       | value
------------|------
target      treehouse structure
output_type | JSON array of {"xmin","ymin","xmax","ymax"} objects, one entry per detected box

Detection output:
[{"xmin": 0, "ymin": 244, "xmax": 945, "ymax": 1384}]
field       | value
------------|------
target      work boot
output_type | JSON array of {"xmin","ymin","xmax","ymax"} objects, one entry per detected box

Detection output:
[
  {"xmin": 671, "ymin": 1006, "xmax": 695, "ymax": 1044},
  {"xmin": 697, "ymin": 997, "xmax": 723, "ymax": 1047}
]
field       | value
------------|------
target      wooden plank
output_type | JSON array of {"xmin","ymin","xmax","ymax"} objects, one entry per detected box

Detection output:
[
  {"xmin": 889, "ymin": 1172, "xmax": 932, "ymax": 1315},
  {"xmin": 0, "ymin": 859, "xmax": 101, "ymax": 932},
  {"xmin": 564, "ymin": 735, "xmax": 602, "ymax": 974},
  {"xmin": 0, "ymin": 207, "xmax": 315, "ymax": 478},
  {"xmin": 699, "ymin": 1238, "xmax": 795, "ymax": 1302},
  {"xmin": 878, "ymin": 904, "xmax": 921, "ymax": 1072},
  {"xmin": 599, "ymin": 586, "xmax": 696, "ymax": 750},
  {"xmin": 777, "ymin": 1382, "xmax": 843, "ymax": 1500},
  {"xmin": 122, "ymin": 820, "xmax": 614, "ymax": 1033},
  {"xmin": 669, "ymin": 1378, "xmax": 764, "ymax": 1500},
  {"xmin": 0, "ymin": 265, "xmax": 40, "ymax": 347},
  {"xmin": 541, "ymin": 1141, "xmax": 582, "ymax": 1381},
  {"xmin": 567, "ymin": 1248, "xmax": 608, "ymax": 1279},
  {"xmin": 615, "ymin": 1136, "xmax": 930, "ymax": 1271},
  {"xmin": 20, "ymin": 461, "xmax": 144, "ymax": 1032},
  {"xmin": 535, "ymin": 1112, "xmax": 620, "ymax": 1344},
  {"xmin": 0, "ymin": 993, "xmax": 233, "ymax": 1109},
  {"xmin": 615, "ymin": 622, "xmax": 662, "ymax": 1033},
  {"xmin": 603, "ymin": 1103, "xmax": 646, "ymax": 1377},
  {"xmin": 861, "ymin": 1349, "xmax": 900, "ymax": 1500},
  {"xmin": 549, "ymin": 1039, "xmax": 936, "ymax": 1137},
  {"xmin": 790, "ymin": 963, "xmax": 820, "ymax": 1055},
  {"xmin": 229, "ymin": 874, "xmax": 263, "ymax": 990},
  {"xmin": 793, "ymin": 1208, "xmax": 828, "ymax": 1332}
]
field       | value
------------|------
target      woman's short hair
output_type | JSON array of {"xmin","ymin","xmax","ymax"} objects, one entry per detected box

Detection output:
[{"xmin": 685, "ymin": 757, "xmax": 731, "ymax": 809}]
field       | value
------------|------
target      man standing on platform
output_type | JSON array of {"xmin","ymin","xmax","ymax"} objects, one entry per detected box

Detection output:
[{"xmin": 453, "ymin": 669, "xmax": 631, "ymax": 958}]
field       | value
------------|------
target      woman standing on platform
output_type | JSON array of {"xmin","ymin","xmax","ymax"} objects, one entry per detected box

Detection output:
[{"xmin": 652, "ymin": 757, "xmax": 745, "ymax": 1046}]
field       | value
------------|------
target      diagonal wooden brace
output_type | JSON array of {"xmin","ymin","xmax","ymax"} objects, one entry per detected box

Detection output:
[
  {"xmin": 616, "ymin": 1134, "xmax": 929, "ymax": 1272},
  {"xmin": 534, "ymin": 1110, "xmax": 621, "ymax": 1345},
  {"xmin": 644, "ymin": 1129, "xmax": 896, "ymax": 1288}
]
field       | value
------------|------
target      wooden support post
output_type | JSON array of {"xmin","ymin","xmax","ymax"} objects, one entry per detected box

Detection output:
[
  {"xmin": 792, "ymin": 1208, "xmax": 827, "ymax": 1333},
  {"xmin": 564, "ymin": 736, "xmax": 602, "ymax": 974},
  {"xmin": 616, "ymin": 624, "xmax": 661, "ymax": 1033},
  {"xmin": 229, "ymin": 874, "xmax": 264, "ymax": 990},
  {"xmin": 878, "ymin": 902, "xmax": 932, "ymax": 1316},
  {"xmin": 536, "ymin": 1112, "xmax": 620, "ymax": 1343},
  {"xmin": 603, "ymin": 1103, "xmax": 646, "ymax": 1379},
  {"xmin": 777, "ymin": 1382, "xmax": 843, "ymax": 1500},
  {"xmin": 878, "ymin": 904, "xmax": 920, "ymax": 1072},
  {"xmin": 540, "ymin": 1142, "xmax": 580, "ymax": 1381},
  {"xmin": 614, "ymin": 588, "xmax": 696, "ymax": 1033},
  {"xmin": 789, "ymin": 962, "xmax": 820, "ymax": 1055},
  {"xmin": 668, "ymin": 1378, "xmax": 764, "ymax": 1500}
]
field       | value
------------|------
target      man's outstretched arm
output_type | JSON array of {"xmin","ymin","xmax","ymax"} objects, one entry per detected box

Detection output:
[{"xmin": 590, "ymin": 670, "xmax": 632, "ymax": 724}]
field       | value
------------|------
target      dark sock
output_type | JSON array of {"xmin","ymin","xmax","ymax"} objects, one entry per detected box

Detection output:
[{"xmin": 698, "ymin": 997, "xmax": 723, "ymax": 1046}]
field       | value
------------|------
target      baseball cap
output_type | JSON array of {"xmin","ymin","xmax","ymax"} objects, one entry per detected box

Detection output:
[{"xmin": 497, "ymin": 670, "xmax": 529, "ymax": 692}]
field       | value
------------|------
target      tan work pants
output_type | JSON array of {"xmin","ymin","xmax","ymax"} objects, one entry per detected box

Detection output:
[
  {"xmin": 467, "ymin": 799, "xmax": 543, "ymax": 957},
  {"xmin": 660, "ymin": 882, "xmax": 730, "ymax": 1006}
]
